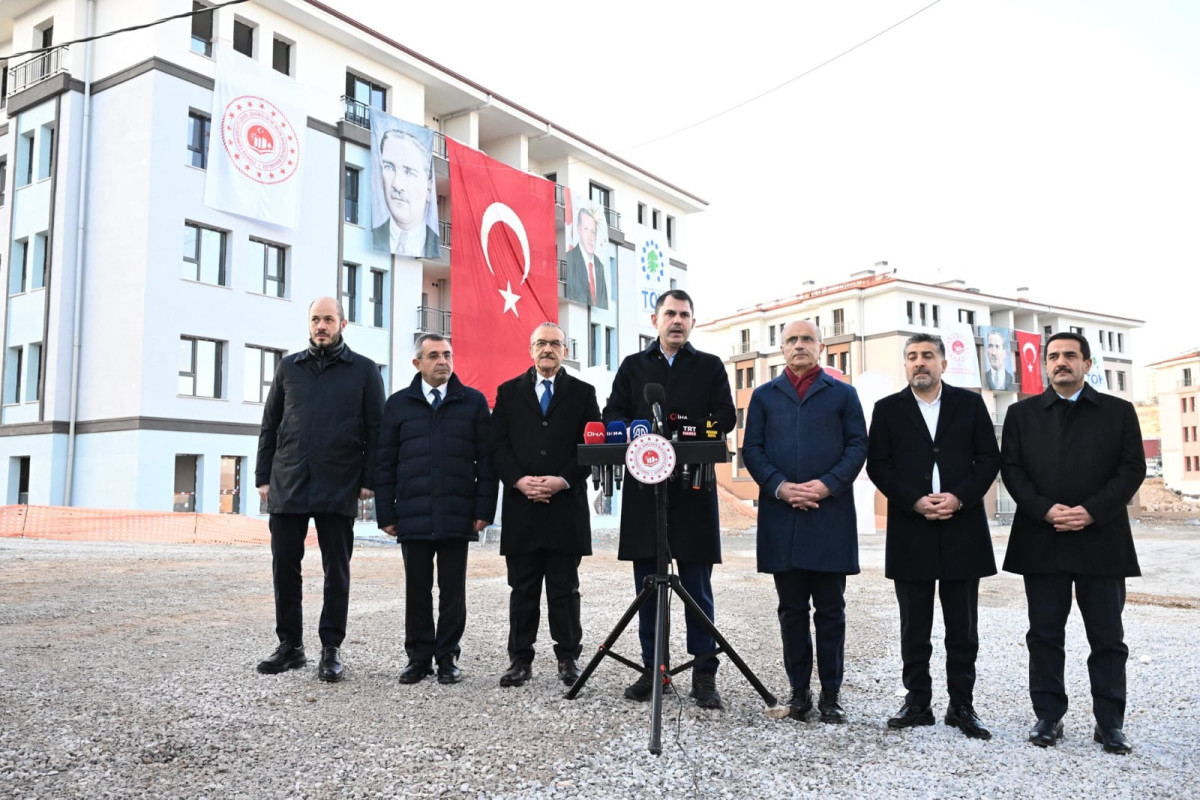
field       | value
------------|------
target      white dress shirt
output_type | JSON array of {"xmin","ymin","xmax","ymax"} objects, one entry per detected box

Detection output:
[{"xmin": 912, "ymin": 385, "xmax": 943, "ymax": 493}]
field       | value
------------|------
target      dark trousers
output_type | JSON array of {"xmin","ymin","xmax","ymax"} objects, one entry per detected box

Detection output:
[
  {"xmin": 894, "ymin": 578, "xmax": 980, "ymax": 708},
  {"xmin": 401, "ymin": 539, "xmax": 468, "ymax": 665},
  {"xmin": 269, "ymin": 513, "xmax": 354, "ymax": 648},
  {"xmin": 1024, "ymin": 573, "xmax": 1128, "ymax": 728},
  {"xmin": 633, "ymin": 558, "xmax": 718, "ymax": 674},
  {"xmin": 505, "ymin": 550, "xmax": 582, "ymax": 664},
  {"xmin": 774, "ymin": 569, "xmax": 846, "ymax": 693}
]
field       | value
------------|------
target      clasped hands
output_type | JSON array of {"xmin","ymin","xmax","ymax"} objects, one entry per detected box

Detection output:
[
  {"xmin": 913, "ymin": 493, "xmax": 961, "ymax": 521},
  {"xmin": 516, "ymin": 475, "xmax": 566, "ymax": 504},
  {"xmin": 777, "ymin": 480, "xmax": 830, "ymax": 511},
  {"xmin": 1044, "ymin": 503, "xmax": 1094, "ymax": 532}
]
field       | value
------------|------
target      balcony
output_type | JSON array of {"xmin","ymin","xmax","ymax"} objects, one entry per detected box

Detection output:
[
  {"xmin": 822, "ymin": 322, "xmax": 851, "ymax": 338},
  {"xmin": 7, "ymin": 46, "xmax": 69, "ymax": 98},
  {"xmin": 438, "ymin": 220, "xmax": 452, "ymax": 250},
  {"xmin": 433, "ymin": 131, "xmax": 447, "ymax": 159},
  {"xmin": 602, "ymin": 205, "xmax": 621, "ymax": 232},
  {"xmin": 416, "ymin": 306, "xmax": 451, "ymax": 337},
  {"xmin": 342, "ymin": 96, "xmax": 372, "ymax": 129},
  {"xmin": 731, "ymin": 340, "xmax": 758, "ymax": 356}
]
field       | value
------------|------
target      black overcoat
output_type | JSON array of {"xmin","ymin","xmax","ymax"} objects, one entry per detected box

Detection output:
[
  {"xmin": 255, "ymin": 342, "xmax": 385, "ymax": 518},
  {"xmin": 602, "ymin": 341, "xmax": 736, "ymax": 563},
  {"xmin": 373, "ymin": 373, "xmax": 498, "ymax": 541},
  {"xmin": 866, "ymin": 384, "xmax": 1000, "ymax": 581},
  {"xmin": 1000, "ymin": 384, "xmax": 1144, "ymax": 577},
  {"xmin": 490, "ymin": 368, "xmax": 601, "ymax": 556}
]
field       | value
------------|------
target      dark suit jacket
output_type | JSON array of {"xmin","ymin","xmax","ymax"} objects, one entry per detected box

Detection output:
[
  {"xmin": 1001, "ymin": 384, "xmax": 1144, "ymax": 577},
  {"xmin": 985, "ymin": 369, "xmax": 1016, "ymax": 391},
  {"xmin": 371, "ymin": 221, "xmax": 441, "ymax": 259},
  {"xmin": 602, "ymin": 340, "xmax": 735, "ymax": 563},
  {"xmin": 564, "ymin": 246, "xmax": 608, "ymax": 309},
  {"xmin": 866, "ymin": 383, "xmax": 1000, "ymax": 581},
  {"xmin": 490, "ymin": 368, "xmax": 601, "ymax": 556}
]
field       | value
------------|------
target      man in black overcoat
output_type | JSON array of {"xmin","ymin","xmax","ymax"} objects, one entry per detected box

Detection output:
[
  {"xmin": 602, "ymin": 290, "xmax": 736, "ymax": 709},
  {"xmin": 1001, "ymin": 331, "xmax": 1145, "ymax": 755},
  {"xmin": 255, "ymin": 297, "xmax": 385, "ymax": 682},
  {"xmin": 490, "ymin": 323, "xmax": 601, "ymax": 689},
  {"xmin": 867, "ymin": 334, "xmax": 1000, "ymax": 739}
]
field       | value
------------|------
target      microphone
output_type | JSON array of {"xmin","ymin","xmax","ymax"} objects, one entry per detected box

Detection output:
[
  {"xmin": 584, "ymin": 421, "xmax": 606, "ymax": 490},
  {"xmin": 644, "ymin": 383, "xmax": 666, "ymax": 436},
  {"xmin": 605, "ymin": 421, "xmax": 629, "ymax": 490},
  {"xmin": 702, "ymin": 415, "xmax": 724, "ymax": 441},
  {"xmin": 629, "ymin": 419, "xmax": 651, "ymax": 440}
]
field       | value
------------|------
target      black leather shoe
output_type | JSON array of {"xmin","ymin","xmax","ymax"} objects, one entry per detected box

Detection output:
[
  {"xmin": 437, "ymin": 656, "xmax": 462, "ymax": 685},
  {"xmin": 887, "ymin": 702, "xmax": 935, "ymax": 729},
  {"xmin": 557, "ymin": 659, "xmax": 581, "ymax": 686},
  {"xmin": 398, "ymin": 661, "xmax": 433, "ymax": 684},
  {"xmin": 624, "ymin": 669, "xmax": 653, "ymax": 701},
  {"xmin": 499, "ymin": 661, "xmax": 531, "ymax": 687},
  {"xmin": 1029, "ymin": 718, "xmax": 1064, "ymax": 747},
  {"xmin": 690, "ymin": 672, "xmax": 723, "ymax": 710},
  {"xmin": 317, "ymin": 646, "xmax": 344, "ymax": 682},
  {"xmin": 1094, "ymin": 725, "xmax": 1132, "ymax": 755},
  {"xmin": 786, "ymin": 688, "xmax": 813, "ymax": 721},
  {"xmin": 945, "ymin": 704, "xmax": 992, "ymax": 740},
  {"xmin": 256, "ymin": 642, "xmax": 307, "ymax": 674},
  {"xmin": 818, "ymin": 690, "xmax": 847, "ymax": 724}
]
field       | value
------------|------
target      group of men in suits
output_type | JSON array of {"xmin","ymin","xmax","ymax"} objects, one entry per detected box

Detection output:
[{"xmin": 253, "ymin": 296, "xmax": 1144, "ymax": 756}]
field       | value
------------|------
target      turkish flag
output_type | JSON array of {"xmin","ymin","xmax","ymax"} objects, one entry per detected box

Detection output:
[
  {"xmin": 1015, "ymin": 330, "xmax": 1043, "ymax": 394},
  {"xmin": 448, "ymin": 139, "xmax": 557, "ymax": 405}
]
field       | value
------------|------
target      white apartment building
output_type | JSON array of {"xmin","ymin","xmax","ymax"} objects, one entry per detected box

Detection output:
[
  {"xmin": 1145, "ymin": 349, "xmax": 1200, "ymax": 496},
  {"xmin": 694, "ymin": 264, "xmax": 1142, "ymax": 516},
  {"xmin": 0, "ymin": 0, "xmax": 704, "ymax": 512}
]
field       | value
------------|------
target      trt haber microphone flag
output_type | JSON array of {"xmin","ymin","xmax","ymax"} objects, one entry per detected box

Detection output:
[
  {"xmin": 1015, "ymin": 330, "xmax": 1043, "ymax": 394},
  {"xmin": 205, "ymin": 46, "xmax": 307, "ymax": 227},
  {"xmin": 448, "ymin": 139, "xmax": 557, "ymax": 405}
]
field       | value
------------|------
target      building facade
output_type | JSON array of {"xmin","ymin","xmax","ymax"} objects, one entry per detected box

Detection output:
[
  {"xmin": 0, "ymin": 0, "xmax": 704, "ymax": 512},
  {"xmin": 1145, "ymin": 350, "xmax": 1200, "ymax": 496}
]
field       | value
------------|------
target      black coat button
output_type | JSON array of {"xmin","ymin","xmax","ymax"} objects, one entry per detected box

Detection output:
[{"xmin": 540, "ymin": 450, "xmax": 547, "ymax": 456}]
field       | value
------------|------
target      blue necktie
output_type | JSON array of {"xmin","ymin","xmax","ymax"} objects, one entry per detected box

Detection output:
[
  {"xmin": 540, "ymin": 379, "xmax": 553, "ymax": 416},
  {"xmin": 430, "ymin": 388, "xmax": 442, "ymax": 410}
]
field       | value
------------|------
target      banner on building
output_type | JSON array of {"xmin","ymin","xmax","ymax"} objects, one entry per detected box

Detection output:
[
  {"xmin": 448, "ymin": 139, "xmax": 557, "ymax": 404},
  {"xmin": 563, "ymin": 189, "xmax": 612, "ymax": 309},
  {"xmin": 979, "ymin": 326, "xmax": 1017, "ymax": 392},
  {"xmin": 636, "ymin": 225, "xmax": 668, "ymax": 317},
  {"xmin": 1085, "ymin": 343, "xmax": 1109, "ymax": 393},
  {"xmin": 369, "ymin": 112, "xmax": 441, "ymax": 258},
  {"xmin": 1015, "ymin": 330, "xmax": 1043, "ymax": 394},
  {"xmin": 205, "ymin": 46, "xmax": 307, "ymax": 227},
  {"xmin": 941, "ymin": 322, "xmax": 981, "ymax": 388}
]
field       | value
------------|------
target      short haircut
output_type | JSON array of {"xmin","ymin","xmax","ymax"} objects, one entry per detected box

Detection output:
[
  {"xmin": 654, "ymin": 289, "xmax": 694, "ymax": 314},
  {"xmin": 413, "ymin": 333, "xmax": 450, "ymax": 359},
  {"xmin": 530, "ymin": 322, "xmax": 565, "ymax": 345},
  {"xmin": 1044, "ymin": 331, "xmax": 1091, "ymax": 361},
  {"xmin": 904, "ymin": 333, "xmax": 945, "ymax": 358},
  {"xmin": 308, "ymin": 298, "xmax": 346, "ymax": 323},
  {"xmin": 576, "ymin": 206, "xmax": 598, "ymax": 229},
  {"xmin": 379, "ymin": 128, "xmax": 430, "ymax": 178}
]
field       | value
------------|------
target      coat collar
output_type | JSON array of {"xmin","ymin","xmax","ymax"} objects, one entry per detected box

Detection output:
[
  {"xmin": 403, "ymin": 372, "xmax": 464, "ymax": 402},
  {"xmin": 770, "ymin": 367, "xmax": 837, "ymax": 406},
  {"xmin": 295, "ymin": 340, "xmax": 354, "ymax": 364},
  {"xmin": 1038, "ymin": 381, "xmax": 1099, "ymax": 409},
  {"xmin": 527, "ymin": 367, "xmax": 568, "ymax": 415},
  {"xmin": 899, "ymin": 381, "xmax": 962, "ymax": 441}
]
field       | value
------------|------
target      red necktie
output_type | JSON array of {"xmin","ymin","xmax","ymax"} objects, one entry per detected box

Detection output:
[{"xmin": 588, "ymin": 262, "xmax": 596, "ymax": 304}]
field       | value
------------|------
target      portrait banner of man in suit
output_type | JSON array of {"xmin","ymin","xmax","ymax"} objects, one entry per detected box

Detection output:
[
  {"xmin": 370, "ymin": 112, "xmax": 441, "ymax": 259},
  {"xmin": 980, "ymin": 326, "xmax": 1017, "ymax": 392},
  {"xmin": 564, "ymin": 189, "xmax": 611, "ymax": 309}
]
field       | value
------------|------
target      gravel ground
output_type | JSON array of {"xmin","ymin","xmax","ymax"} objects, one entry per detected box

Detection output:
[{"xmin": 1, "ymin": 523, "xmax": 1197, "ymax": 799}]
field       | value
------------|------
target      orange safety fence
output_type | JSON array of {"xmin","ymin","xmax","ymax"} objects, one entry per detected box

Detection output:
[{"xmin": 0, "ymin": 505, "xmax": 317, "ymax": 547}]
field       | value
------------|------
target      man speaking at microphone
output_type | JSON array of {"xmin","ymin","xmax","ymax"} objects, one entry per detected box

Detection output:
[{"xmin": 603, "ymin": 290, "xmax": 735, "ymax": 709}]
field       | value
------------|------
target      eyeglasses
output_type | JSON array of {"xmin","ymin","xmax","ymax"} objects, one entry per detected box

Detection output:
[{"xmin": 533, "ymin": 340, "xmax": 565, "ymax": 350}]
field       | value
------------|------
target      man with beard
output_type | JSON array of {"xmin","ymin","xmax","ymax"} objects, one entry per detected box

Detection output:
[
  {"xmin": 1001, "ymin": 331, "xmax": 1145, "ymax": 754},
  {"xmin": 255, "ymin": 297, "xmax": 386, "ymax": 681},
  {"xmin": 490, "ymin": 323, "xmax": 601, "ymax": 688},
  {"xmin": 371, "ymin": 129, "xmax": 440, "ymax": 259},
  {"xmin": 867, "ymin": 334, "xmax": 1000, "ymax": 739}
]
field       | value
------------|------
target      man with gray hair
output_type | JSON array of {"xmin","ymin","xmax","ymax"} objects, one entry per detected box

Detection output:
[{"xmin": 489, "ymin": 323, "xmax": 601, "ymax": 688}]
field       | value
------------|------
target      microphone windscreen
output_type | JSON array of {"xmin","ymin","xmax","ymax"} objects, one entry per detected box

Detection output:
[
  {"xmin": 605, "ymin": 421, "xmax": 629, "ymax": 443},
  {"xmin": 583, "ymin": 421, "xmax": 606, "ymax": 445},
  {"xmin": 644, "ymin": 383, "xmax": 666, "ymax": 407},
  {"xmin": 629, "ymin": 420, "xmax": 651, "ymax": 439}
]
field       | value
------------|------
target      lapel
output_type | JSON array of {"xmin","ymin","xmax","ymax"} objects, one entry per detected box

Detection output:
[
  {"xmin": 527, "ymin": 368, "xmax": 566, "ymax": 418},
  {"xmin": 547, "ymin": 370, "xmax": 569, "ymax": 416},
  {"xmin": 771, "ymin": 374, "xmax": 800, "ymax": 407},
  {"xmin": 899, "ymin": 389, "xmax": 932, "ymax": 443},
  {"xmin": 933, "ymin": 383, "xmax": 960, "ymax": 442}
]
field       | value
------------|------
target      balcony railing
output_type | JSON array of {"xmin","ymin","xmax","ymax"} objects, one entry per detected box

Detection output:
[
  {"xmin": 554, "ymin": 183, "xmax": 566, "ymax": 208},
  {"xmin": 823, "ymin": 322, "xmax": 848, "ymax": 337},
  {"xmin": 602, "ymin": 205, "xmax": 621, "ymax": 232},
  {"xmin": 342, "ymin": 96, "xmax": 373, "ymax": 129},
  {"xmin": 732, "ymin": 340, "xmax": 758, "ymax": 356},
  {"xmin": 438, "ymin": 220, "xmax": 452, "ymax": 249},
  {"xmin": 8, "ymin": 46, "xmax": 69, "ymax": 98},
  {"xmin": 433, "ymin": 131, "xmax": 447, "ymax": 159},
  {"xmin": 557, "ymin": 258, "xmax": 567, "ymax": 284},
  {"xmin": 416, "ymin": 306, "xmax": 451, "ymax": 337}
]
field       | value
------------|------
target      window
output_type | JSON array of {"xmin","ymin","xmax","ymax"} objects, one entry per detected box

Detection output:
[
  {"xmin": 589, "ymin": 323, "xmax": 601, "ymax": 367},
  {"xmin": 4, "ymin": 347, "xmax": 22, "ymax": 404},
  {"xmin": 25, "ymin": 343, "xmax": 41, "ymax": 402},
  {"xmin": 341, "ymin": 263, "xmax": 358, "ymax": 323},
  {"xmin": 919, "ymin": 303, "xmax": 928, "ymax": 326},
  {"xmin": 746, "ymin": 366, "xmax": 755, "ymax": 388},
  {"xmin": 639, "ymin": 334, "xmax": 654, "ymax": 351},
  {"xmin": 243, "ymin": 345, "xmax": 282, "ymax": 403},
  {"xmin": 606, "ymin": 326, "xmax": 617, "ymax": 371},
  {"xmin": 179, "ymin": 336, "xmax": 222, "ymax": 398},
  {"xmin": 651, "ymin": 209, "xmax": 661, "ymax": 230},
  {"xmin": 31, "ymin": 234, "xmax": 46, "ymax": 291},
  {"xmin": 669, "ymin": 278, "xmax": 677, "ymax": 290},
  {"xmin": 666, "ymin": 216, "xmax": 676, "ymax": 248},
  {"xmin": 9, "ymin": 239, "xmax": 27, "ymax": 295},
  {"xmin": 1104, "ymin": 370, "xmax": 1112, "ymax": 388},
  {"xmin": 1117, "ymin": 371, "xmax": 1126, "ymax": 391},
  {"xmin": 1, "ymin": 66, "xmax": 7, "ymax": 110},
  {"xmin": 1183, "ymin": 398, "xmax": 1188, "ymax": 413},
  {"xmin": 1069, "ymin": 325, "xmax": 1084, "ymax": 336},
  {"xmin": 589, "ymin": 183, "xmax": 610, "ymax": 211},
  {"xmin": 233, "ymin": 20, "xmax": 254, "ymax": 57},
  {"xmin": 906, "ymin": 301, "xmax": 915, "ymax": 325},
  {"xmin": 1117, "ymin": 333, "xmax": 1124, "ymax": 353},
  {"xmin": 769, "ymin": 326, "xmax": 776, "ymax": 347},
  {"xmin": 183, "ymin": 223, "xmax": 226, "ymax": 285},
  {"xmin": 1184, "ymin": 368, "xmax": 1193, "ymax": 388},
  {"xmin": 839, "ymin": 351, "xmax": 850, "ymax": 373},
  {"xmin": 346, "ymin": 72, "xmax": 386, "ymax": 111},
  {"xmin": 36, "ymin": 124, "xmax": 54, "ymax": 182},
  {"xmin": 0, "ymin": 159, "xmax": 7, "ymax": 205},
  {"xmin": 250, "ymin": 239, "xmax": 286, "ymax": 297},
  {"xmin": 369, "ymin": 269, "xmax": 386, "ymax": 327},
  {"xmin": 40, "ymin": 25, "xmax": 53, "ymax": 49},
  {"xmin": 637, "ymin": 203, "xmax": 646, "ymax": 225},
  {"xmin": 739, "ymin": 328, "xmax": 750, "ymax": 353},
  {"xmin": 1191, "ymin": 397, "xmax": 1196, "ymax": 413},
  {"xmin": 931, "ymin": 305, "xmax": 940, "ymax": 329},
  {"xmin": 343, "ymin": 166, "xmax": 360, "ymax": 224},
  {"xmin": 832, "ymin": 308, "xmax": 846, "ymax": 336},
  {"xmin": 737, "ymin": 408, "xmax": 745, "ymax": 429},
  {"xmin": 19, "ymin": 133, "xmax": 34, "ymax": 186},
  {"xmin": 190, "ymin": 2, "xmax": 213, "ymax": 56},
  {"xmin": 272, "ymin": 37, "xmax": 292, "ymax": 75},
  {"xmin": 1098, "ymin": 329, "xmax": 1106, "ymax": 350},
  {"xmin": 1185, "ymin": 427, "xmax": 1192, "ymax": 443},
  {"xmin": 1043, "ymin": 325, "xmax": 1053, "ymax": 337},
  {"xmin": 770, "ymin": 365, "xmax": 780, "ymax": 379},
  {"xmin": 1194, "ymin": 426, "xmax": 1198, "ymax": 443},
  {"xmin": 187, "ymin": 111, "xmax": 210, "ymax": 168},
  {"xmin": 736, "ymin": 369, "xmax": 744, "ymax": 391}
]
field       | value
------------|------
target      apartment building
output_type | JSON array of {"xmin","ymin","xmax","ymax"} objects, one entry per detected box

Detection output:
[
  {"xmin": 1145, "ymin": 349, "xmax": 1200, "ymax": 496},
  {"xmin": 0, "ymin": 0, "xmax": 704, "ymax": 512}
]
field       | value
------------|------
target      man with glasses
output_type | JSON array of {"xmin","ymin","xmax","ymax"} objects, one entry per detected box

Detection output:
[{"xmin": 490, "ymin": 323, "xmax": 601, "ymax": 689}]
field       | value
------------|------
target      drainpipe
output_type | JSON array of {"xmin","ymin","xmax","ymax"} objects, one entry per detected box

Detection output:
[{"xmin": 63, "ymin": 0, "xmax": 95, "ymax": 506}]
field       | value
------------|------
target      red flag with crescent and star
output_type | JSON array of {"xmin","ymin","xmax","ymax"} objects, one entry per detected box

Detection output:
[
  {"xmin": 448, "ymin": 139, "xmax": 557, "ymax": 405},
  {"xmin": 1016, "ymin": 330, "xmax": 1043, "ymax": 394}
]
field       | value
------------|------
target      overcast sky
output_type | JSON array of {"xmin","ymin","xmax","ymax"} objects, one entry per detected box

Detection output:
[{"xmin": 341, "ymin": 0, "xmax": 1200, "ymax": 387}]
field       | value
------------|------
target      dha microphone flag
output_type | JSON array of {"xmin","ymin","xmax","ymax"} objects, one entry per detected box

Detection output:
[
  {"xmin": 583, "ymin": 421, "xmax": 606, "ymax": 445},
  {"xmin": 630, "ymin": 420, "xmax": 651, "ymax": 439}
]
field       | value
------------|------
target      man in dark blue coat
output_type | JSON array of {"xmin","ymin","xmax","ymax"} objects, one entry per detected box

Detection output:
[
  {"xmin": 743, "ymin": 320, "xmax": 867, "ymax": 723},
  {"xmin": 603, "ymin": 290, "xmax": 736, "ymax": 709},
  {"xmin": 867, "ymin": 334, "xmax": 1000, "ymax": 739},
  {"xmin": 1001, "ymin": 332, "xmax": 1145, "ymax": 755},
  {"xmin": 255, "ymin": 297, "xmax": 385, "ymax": 682},
  {"xmin": 375, "ymin": 334, "xmax": 498, "ymax": 686}
]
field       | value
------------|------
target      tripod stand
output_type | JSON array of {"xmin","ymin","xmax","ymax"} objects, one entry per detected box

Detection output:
[{"xmin": 567, "ymin": 440, "xmax": 778, "ymax": 754}]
